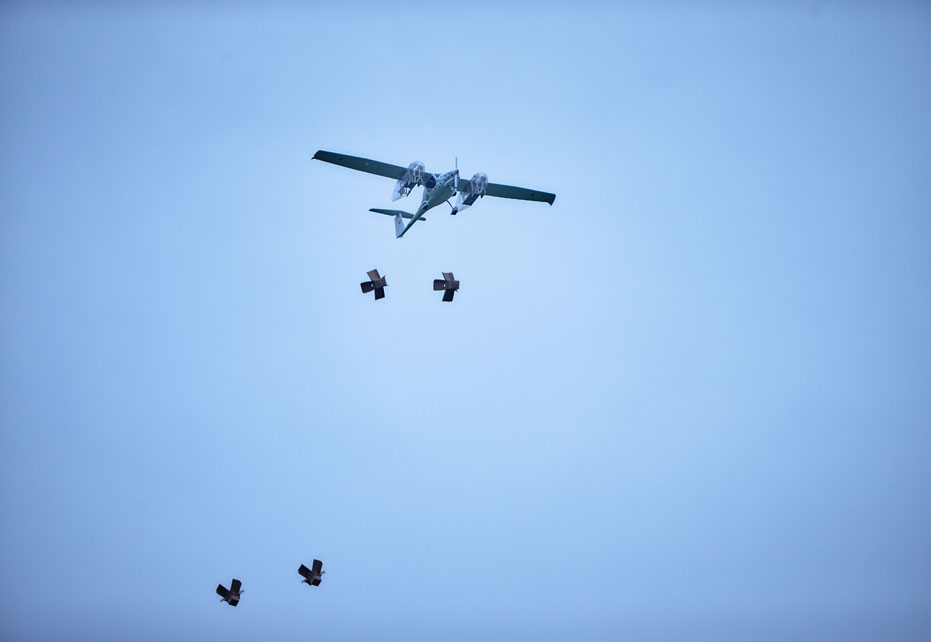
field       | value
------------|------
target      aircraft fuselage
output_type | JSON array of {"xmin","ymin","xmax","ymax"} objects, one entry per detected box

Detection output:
[
  {"xmin": 420, "ymin": 171, "xmax": 458, "ymax": 212},
  {"xmin": 398, "ymin": 170, "xmax": 458, "ymax": 237}
]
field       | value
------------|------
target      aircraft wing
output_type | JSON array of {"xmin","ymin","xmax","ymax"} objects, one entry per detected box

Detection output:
[
  {"xmin": 312, "ymin": 150, "xmax": 407, "ymax": 180},
  {"xmin": 230, "ymin": 579, "xmax": 242, "ymax": 593},
  {"xmin": 484, "ymin": 182, "xmax": 556, "ymax": 205},
  {"xmin": 216, "ymin": 584, "xmax": 230, "ymax": 599},
  {"xmin": 312, "ymin": 559, "xmax": 323, "ymax": 573},
  {"xmin": 299, "ymin": 564, "xmax": 311, "ymax": 579}
]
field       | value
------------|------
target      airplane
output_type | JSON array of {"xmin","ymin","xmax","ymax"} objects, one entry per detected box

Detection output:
[
  {"xmin": 298, "ymin": 560, "xmax": 325, "ymax": 587},
  {"xmin": 216, "ymin": 579, "xmax": 243, "ymax": 606},
  {"xmin": 433, "ymin": 272, "xmax": 460, "ymax": 302},
  {"xmin": 311, "ymin": 150, "xmax": 556, "ymax": 238}
]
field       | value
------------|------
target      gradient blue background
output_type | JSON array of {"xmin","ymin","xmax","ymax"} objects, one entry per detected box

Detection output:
[{"xmin": 1, "ymin": 2, "xmax": 929, "ymax": 640}]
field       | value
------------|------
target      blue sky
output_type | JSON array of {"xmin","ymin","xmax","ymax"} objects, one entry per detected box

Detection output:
[{"xmin": 1, "ymin": 2, "xmax": 929, "ymax": 640}]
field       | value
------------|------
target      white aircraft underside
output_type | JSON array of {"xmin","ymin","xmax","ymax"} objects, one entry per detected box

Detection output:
[{"xmin": 312, "ymin": 150, "xmax": 556, "ymax": 238}]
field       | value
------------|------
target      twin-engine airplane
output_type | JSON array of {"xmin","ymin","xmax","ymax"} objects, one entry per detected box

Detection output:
[{"xmin": 312, "ymin": 150, "xmax": 556, "ymax": 238}]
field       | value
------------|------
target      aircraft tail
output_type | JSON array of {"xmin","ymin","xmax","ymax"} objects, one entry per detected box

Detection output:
[{"xmin": 368, "ymin": 208, "xmax": 425, "ymax": 238}]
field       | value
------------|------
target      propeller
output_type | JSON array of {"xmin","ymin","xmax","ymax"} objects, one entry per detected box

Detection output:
[
  {"xmin": 433, "ymin": 272, "xmax": 460, "ymax": 302},
  {"xmin": 360, "ymin": 269, "xmax": 387, "ymax": 300}
]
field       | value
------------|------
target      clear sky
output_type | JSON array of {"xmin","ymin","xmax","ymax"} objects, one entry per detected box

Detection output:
[{"xmin": 1, "ymin": 2, "xmax": 929, "ymax": 640}]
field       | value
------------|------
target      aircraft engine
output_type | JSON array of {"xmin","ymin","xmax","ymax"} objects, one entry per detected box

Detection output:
[
  {"xmin": 452, "ymin": 172, "xmax": 488, "ymax": 214},
  {"xmin": 392, "ymin": 161, "xmax": 425, "ymax": 201}
]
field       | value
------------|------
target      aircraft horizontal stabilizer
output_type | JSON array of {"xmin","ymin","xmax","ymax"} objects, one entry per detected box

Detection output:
[{"xmin": 369, "ymin": 208, "xmax": 426, "ymax": 221}]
